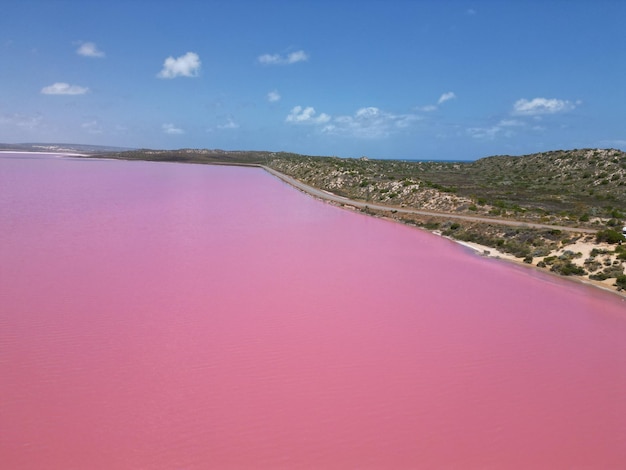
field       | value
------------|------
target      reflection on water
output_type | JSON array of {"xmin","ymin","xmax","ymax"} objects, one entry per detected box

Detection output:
[{"xmin": 1, "ymin": 153, "xmax": 625, "ymax": 469}]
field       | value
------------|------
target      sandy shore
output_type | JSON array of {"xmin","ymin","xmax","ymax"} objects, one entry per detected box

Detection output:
[
  {"xmin": 266, "ymin": 164, "xmax": 625, "ymax": 299},
  {"xmin": 452, "ymin": 237, "xmax": 625, "ymax": 298}
]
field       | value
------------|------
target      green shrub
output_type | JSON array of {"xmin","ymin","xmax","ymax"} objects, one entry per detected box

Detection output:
[
  {"xmin": 551, "ymin": 261, "xmax": 586, "ymax": 276},
  {"xmin": 596, "ymin": 229, "xmax": 625, "ymax": 244},
  {"xmin": 590, "ymin": 265, "xmax": 624, "ymax": 281}
]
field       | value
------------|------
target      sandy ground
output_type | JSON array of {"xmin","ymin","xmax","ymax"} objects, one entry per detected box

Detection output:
[{"xmin": 453, "ymin": 237, "xmax": 625, "ymax": 298}]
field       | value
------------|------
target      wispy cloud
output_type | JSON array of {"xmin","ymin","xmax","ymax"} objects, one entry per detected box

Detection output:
[
  {"xmin": 76, "ymin": 42, "xmax": 105, "ymax": 58},
  {"xmin": 286, "ymin": 106, "xmax": 330, "ymax": 124},
  {"xmin": 258, "ymin": 50, "xmax": 309, "ymax": 65},
  {"xmin": 41, "ymin": 82, "xmax": 89, "ymax": 95},
  {"xmin": 513, "ymin": 97, "xmax": 578, "ymax": 115},
  {"xmin": 217, "ymin": 118, "xmax": 239, "ymax": 130},
  {"xmin": 267, "ymin": 90, "xmax": 281, "ymax": 102},
  {"xmin": 469, "ymin": 97, "xmax": 579, "ymax": 140},
  {"xmin": 467, "ymin": 119, "xmax": 525, "ymax": 140},
  {"xmin": 322, "ymin": 107, "xmax": 420, "ymax": 139},
  {"xmin": 157, "ymin": 52, "xmax": 201, "ymax": 79},
  {"xmin": 0, "ymin": 112, "xmax": 43, "ymax": 129},
  {"xmin": 417, "ymin": 105, "xmax": 438, "ymax": 112},
  {"xmin": 466, "ymin": 126, "xmax": 500, "ymax": 140},
  {"xmin": 162, "ymin": 123, "xmax": 184, "ymax": 134},
  {"xmin": 81, "ymin": 120, "xmax": 103, "ymax": 134},
  {"xmin": 438, "ymin": 91, "xmax": 456, "ymax": 105},
  {"xmin": 417, "ymin": 92, "xmax": 457, "ymax": 112}
]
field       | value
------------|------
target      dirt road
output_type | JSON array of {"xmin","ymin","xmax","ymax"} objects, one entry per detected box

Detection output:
[{"xmin": 261, "ymin": 166, "xmax": 597, "ymax": 235}]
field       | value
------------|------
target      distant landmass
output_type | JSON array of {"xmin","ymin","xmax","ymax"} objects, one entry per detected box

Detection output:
[{"xmin": 0, "ymin": 142, "xmax": 135, "ymax": 154}]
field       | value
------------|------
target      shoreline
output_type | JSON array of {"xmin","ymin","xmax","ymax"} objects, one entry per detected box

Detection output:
[
  {"xmin": 449, "ymin": 238, "xmax": 624, "ymax": 299},
  {"xmin": 4, "ymin": 151, "xmax": 624, "ymax": 300},
  {"xmin": 260, "ymin": 164, "xmax": 625, "ymax": 300}
]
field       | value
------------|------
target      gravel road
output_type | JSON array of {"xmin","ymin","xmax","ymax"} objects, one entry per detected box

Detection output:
[{"xmin": 261, "ymin": 166, "xmax": 597, "ymax": 235}]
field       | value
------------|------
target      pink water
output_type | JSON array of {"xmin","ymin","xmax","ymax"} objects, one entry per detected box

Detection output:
[{"xmin": 1, "ymin": 153, "xmax": 625, "ymax": 469}]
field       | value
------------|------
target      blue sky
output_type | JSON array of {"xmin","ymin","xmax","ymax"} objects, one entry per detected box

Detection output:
[{"xmin": 1, "ymin": 0, "xmax": 625, "ymax": 160}]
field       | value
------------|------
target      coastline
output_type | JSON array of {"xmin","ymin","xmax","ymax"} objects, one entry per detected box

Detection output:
[
  {"xmin": 4, "ymin": 151, "xmax": 623, "ymax": 299},
  {"xmin": 260, "ymin": 163, "xmax": 625, "ymax": 300},
  {"xmin": 450, "ymin": 238, "xmax": 624, "ymax": 299}
]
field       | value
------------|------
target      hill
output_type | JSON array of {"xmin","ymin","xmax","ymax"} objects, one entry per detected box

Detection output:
[{"xmin": 265, "ymin": 148, "xmax": 626, "ymax": 224}]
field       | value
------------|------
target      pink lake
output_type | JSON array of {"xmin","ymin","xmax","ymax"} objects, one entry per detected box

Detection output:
[{"xmin": 1, "ymin": 153, "xmax": 625, "ymax": 469}]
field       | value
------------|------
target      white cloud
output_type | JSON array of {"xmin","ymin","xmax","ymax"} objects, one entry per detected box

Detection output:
[
  {"xmin": 286, "ymin": 106, "xmax": 330, "ymax": 124},
  {"xmin": 438, "ymin": 91, "xmax": 456, "ymax": 105},
  {"xmin": 322, "ymin": 107, "xmax": 420, "ymax": 139},
  {"xmin": 217, "ymin": 118, "xmax": 239, "ymax": 130},
  {"xmin": 513, "ymin": 97, "xmax": 577, "ymax": 115},
  {"xmin": 76, "ymin": 42, "xmax": 105, "ymax": 58},
  {"xmin": 41, "ymin": 82, "xmax": 89, "ymax": 95},
  {"xmin": 258, "ymin": 54, "xmax": 281, "ymax": 65},
  {"xmin": 267, "ymin": 90, "xmax": 281, "ymax": 102},
  {"xmin": 258, "ymin": 50, "xmax": 309, "ymax": 65},
  {"xmin": 286, "ymin": 50, "xmax": 308, "ymax": 63},
  {"xmin": 416, "ymin": 92, "xmax": 456, "ymax": 112},
  {"xmin": 157, "ymin": 52, "xmax": 201, "ymax": 79},
  {"xmin": 162, "ymin": 123, "xmax": 184, "ymax": 134}
]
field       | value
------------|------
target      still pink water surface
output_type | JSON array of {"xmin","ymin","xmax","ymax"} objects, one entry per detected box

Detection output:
[{"xmin": 1, "ymin": 153, "xmax": 625, "ymax": 469}]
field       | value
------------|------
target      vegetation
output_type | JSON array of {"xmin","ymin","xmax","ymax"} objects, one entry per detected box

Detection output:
[
  {"xmin": 263, "ymin": 148, "xmax": 626, "ymax": 224},
  {"xmin": 84, "ymin": 146, "xmax": 625, "ymax": 294},
  {"xmin": 596, "ymin": 229, "xmax": 625, "ymax": 244},
  {"xmin": 90, "ymin": 147, "xmax": 626, "ymax": 226}
]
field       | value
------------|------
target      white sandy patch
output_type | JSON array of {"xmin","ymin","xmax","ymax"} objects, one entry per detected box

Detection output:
[
  {"xmin": 557, "ymin": 239, "xmax": 601, "ymax": 260},
  {"xmin": 0, "ymin": 150, "xmax": 88, "ymax": 156},
  {"xmin": 453, "ymin": 239, "xmax": 519, "ymax": 262}
]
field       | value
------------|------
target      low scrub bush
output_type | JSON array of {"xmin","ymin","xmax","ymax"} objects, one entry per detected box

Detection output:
[
  {"xmin": 551, "ymin": 261, "xmax": 586, "ymax": 276},
  {"xmin": 596, "ymin": 229, "xmax": 625, "ymax": 244}
]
